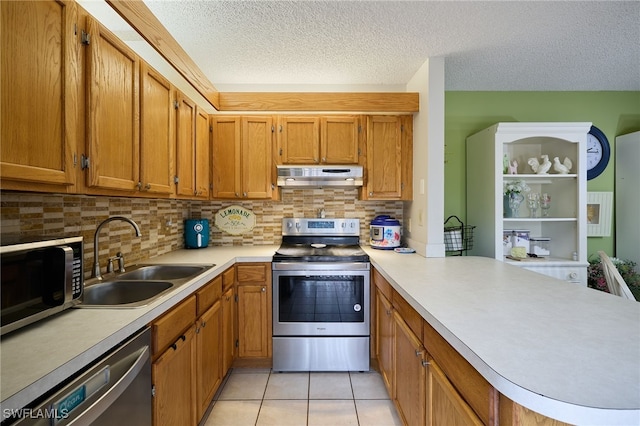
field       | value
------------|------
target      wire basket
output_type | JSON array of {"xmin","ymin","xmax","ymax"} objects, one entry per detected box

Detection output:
[{"xmin": 444, "ymin": 215, "xmax": 476, "ymax": 255}]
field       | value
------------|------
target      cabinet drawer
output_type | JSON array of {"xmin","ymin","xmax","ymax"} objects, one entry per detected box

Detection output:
[
  {"xmin": 197, "ymin": 276, "xmax": 222, "ymax": 315},
  {"xmin": 373, "ymin": 267, "xmax": 393, "ymax": 301},
  {"xmin": 222, "ymin": 266, "xmax": 236, "ymax": 291},
  {"xmin": 153, "ymin": 295, "xmax": 197, "ymax": 354},
  {"xmin": 392, "ymin": 289, "xmax": 422, "ymax": 339},
  {"xmin": 237, "ymin": 263, "xmax": 268, "ymax": 283}
]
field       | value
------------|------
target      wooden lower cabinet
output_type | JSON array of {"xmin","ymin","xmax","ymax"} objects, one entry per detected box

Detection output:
[
  {"xmin": 195, "ymin": 299, "xmax": 222, "ymax": 420},
  {"xmin": 393, "ymin": 311, "xmax": 427, "ymax": 426},
  {"xmin": 428, "ymin": 359, "xmax": 483, "ymax": 426},
  {"xmin": 375, "ymin": 288, "xmax": 394, "ymax": 395},
  {"xmin": 152, "ymin": 324, "xmax": 197, "ymax": 426},
  {"xmin": 221, "ymin": 285, "xmax": 235, "ymax": 375},
  {"xmin": 236, "ymin": 263, "xmax": 272, "ymax": 359},
  {"xmin": 152, "ymin": 272, "xmax": 234, "ymax": 426}
]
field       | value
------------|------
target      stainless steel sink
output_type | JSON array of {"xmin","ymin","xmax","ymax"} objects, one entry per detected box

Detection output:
[
  {"xmin": 117, "ymin": 264, "xmax": 209, "ymax": 281},
  {"xmin": 81, "ymin": 280, "xmax": 174, "ymax": 307},
  {"xmin": 78, "ymin": 263, "xmax": 215, "ymax": 308}
]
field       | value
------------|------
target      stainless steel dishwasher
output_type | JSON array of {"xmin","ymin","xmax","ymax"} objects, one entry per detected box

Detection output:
[{"xmin": 9, "ymin": 327, "xmax": 152, "ymax": 426}]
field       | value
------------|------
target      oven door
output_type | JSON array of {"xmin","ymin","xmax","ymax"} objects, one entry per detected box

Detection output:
[{"xmin": 272, "ymin": 263, "xmax": 370, "ymax": 337}]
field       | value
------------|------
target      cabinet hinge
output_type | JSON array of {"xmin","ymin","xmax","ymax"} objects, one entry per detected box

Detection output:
[
  {"xmin": 73, "ymin": 153, "xmax": 78, "ymax": 167},
  {"xmin": 74, "ymin": 23, "xmax": 77, "ymax": 36},
  {"xmin": 234, "ymin": 294, "xmax": 238, "ymax": 302},
  {"xmin": 358, "ymin": 148, "xmax": 362, "ymax": 156},
  {"xmin": 151, "ymin": 385, "xmax": 156, "ymax": 398},
  {"xmin": 279, "ymin": 148, "xmax": 283, "ymax": 156},
  {"xmin": 401, "ymin": 124, "xmax": 404, "ymax": 132},
  {"xmin": 271, "ymin": 125, "xmax": 275, "ymax": 133},
  {"xmin": 210, "ymin": 125, "xmax": 213, "ymax": 133},
  {"xmin": 173, "ymin": 176, "xmax": 179, "ymax": 184},
  {"xmin": 80, "ymin": 155, "xmax": 90, "ymax": 170},
  {"xmin": 173, "ymin": 100, "xmax": 179, "ymax": 110},
  {"xmin": 235, "ymin": 339, "xmax": 239, "ymax": 348},
  {"xmin": 358, "ymin": 125, "xmax": 362, "ymax": 133},
  {"xmin": 81, "ymin": 30, "xmax": 90, "ymax": 45}
]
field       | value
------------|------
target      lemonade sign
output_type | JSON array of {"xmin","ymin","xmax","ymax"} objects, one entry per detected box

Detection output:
[{"xmin": 214, "ymin": 205, "xmax": 256, "ymax": 235}]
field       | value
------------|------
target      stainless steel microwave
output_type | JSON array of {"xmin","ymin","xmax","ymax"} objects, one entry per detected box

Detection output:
[{"xmin": 1, "ymin": 236, "xmax": 83, "ymax": 336}]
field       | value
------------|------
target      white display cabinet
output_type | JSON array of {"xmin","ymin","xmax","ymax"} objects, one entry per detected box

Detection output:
[{"xmin": 466, "ymin": 123, "xmax": 590, "ymax": 286}]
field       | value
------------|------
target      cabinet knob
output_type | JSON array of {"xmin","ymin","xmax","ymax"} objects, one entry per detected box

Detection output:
[
  {"xmin": 261, "ymin": 287, "xmax": 266, "ymax": 292},
  {"xmin": 136, "ymin": 182, "xmax": 142, "ymax": 190},
  {"xmin": 415, "ymin": 349, "xmax": 423, "ymax": 357},
  {"xmin": 321, "ymin": 157, "xmax": 326, "ymax": 162},
  {"xmin": 421, "ymin": 360, "xmax": 430, "ymax": 367},
  {"xmin": 243, "ymin": 192, "xmax": 248, "ymax": 197},
  {"xmin": 569, "ymin": 272, "xmax": 578, "ymax": 279},
  {"xmin": 202, "ymin": 321, "xmax": 207, "ymax": 328},
  {"xmin": 144, "ymin": 183, "xmax": 151, "ymax": 191}
]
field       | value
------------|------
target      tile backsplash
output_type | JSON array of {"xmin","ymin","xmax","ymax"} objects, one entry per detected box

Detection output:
[{"xmin": 1, "ymin": 189, "xmax": 402, "ymax": 277}]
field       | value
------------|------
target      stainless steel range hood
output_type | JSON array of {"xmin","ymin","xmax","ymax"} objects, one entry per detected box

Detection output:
[{"xmin": 277, "ymin": 165, "xmax": 363, "ymax": 187}]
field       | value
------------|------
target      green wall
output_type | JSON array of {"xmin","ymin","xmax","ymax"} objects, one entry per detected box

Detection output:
[{"xmin": 444, "ymin": 91, "xmax": 640, "ymax": 260}]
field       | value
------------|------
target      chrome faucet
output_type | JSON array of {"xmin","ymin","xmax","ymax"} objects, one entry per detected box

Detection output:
[{"xmin": 93, "ymin": 216, "xmax": 142, "ymax": 279}]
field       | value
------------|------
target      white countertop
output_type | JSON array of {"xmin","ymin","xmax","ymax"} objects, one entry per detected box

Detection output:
[
  {"xmin": 2, "ymin": 246, "xmax": 638, "ymax": 425},
  {"xmin": 364, "ymin": 248, "xmax": 640, "ymax": 425}
]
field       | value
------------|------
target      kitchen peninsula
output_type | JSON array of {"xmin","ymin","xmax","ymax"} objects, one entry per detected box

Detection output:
[{"xmin": 1, "ymin": 247, "xmax": 638, "ymax": 426}]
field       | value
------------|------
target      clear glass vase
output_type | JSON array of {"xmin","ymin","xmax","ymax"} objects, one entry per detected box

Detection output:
[{"xmin": 508, "ymin": 192, "xmax": 524, "ymax": 217}]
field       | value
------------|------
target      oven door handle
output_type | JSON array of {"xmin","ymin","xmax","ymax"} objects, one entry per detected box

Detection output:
[{"xmin": 272, "ymin": 262, "xmax": 370, "ymax": 271}]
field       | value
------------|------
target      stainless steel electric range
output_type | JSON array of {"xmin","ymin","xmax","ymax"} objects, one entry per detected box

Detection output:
[{"xmin": 272, "ymin": 218, "xmax": 370, "ymax": 372}]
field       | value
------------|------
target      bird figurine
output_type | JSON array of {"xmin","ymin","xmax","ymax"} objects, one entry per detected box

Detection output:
[
  {"xmin": 508, "ymin": 160, "xmax": 518, "ymax": 174},
  {"xmin": 527, "ymin": 157, "xmax": 540, "ymax": 173},
  {"xmin": 537, "ymin": 155, "xmax": 552, "ymax": 174},
  {"xmin": 553, "ymin": 156, "xmax": 573, "ymax": 174}
]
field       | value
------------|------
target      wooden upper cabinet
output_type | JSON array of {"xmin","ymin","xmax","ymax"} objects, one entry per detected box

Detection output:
[
  {"xmin": 277, "ymin": 115, "xmax": 360, "ymax": 165},
  {"xmin": 242, "ymin": 116, "xmax": 273, "ymax": 199},
  {"xmin": 175, "ymin": 93, "xmax": 209, "ymax": 200},
  {"xmin": 211, "ymin": 116, "xmax": 241, "ymax": 199},
  {"xmin": 278, "ymin": 116, "xmax": 320, "ymax": 164},
  {"xmin": 140, "ymin": 62, "xmax": 174, "ymax": 195},
  {"xmin": 321, "ymin": 116, "xmax": 360, "ymax": 164},
  {"xmin": 194, "ymin": 108, "xmax": 210, "ymax": 199},
  {"xmin": 211, "ymin": 116, "xmax": 273, "ymax": 199},
  {"xmin": 1, "ymin": 0, "xmax": 79, "ymax": 188},
  {"xmin": 175, "ymin": 92, "xmax": 196, "ymax": 197},
  {"xmin": 85, "ymin": 16, "xmax": 140, "ymax": 192},
  {"xmin": 363, "ymin": 115, "xmax": 413, "ymax": 200}
]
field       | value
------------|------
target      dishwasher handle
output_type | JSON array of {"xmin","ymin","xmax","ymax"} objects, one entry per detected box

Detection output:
[{"xmin": 66, "ymin": 345, "xmax": 150, "ymax": 425}]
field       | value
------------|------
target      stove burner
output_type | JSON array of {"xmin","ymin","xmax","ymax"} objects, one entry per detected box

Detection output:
[{"xmin": 274, "ymin": 218, "xmax": 369, "ymax": 263}]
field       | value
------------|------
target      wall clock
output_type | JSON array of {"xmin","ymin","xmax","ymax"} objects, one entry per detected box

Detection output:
[{"xmin": 586, "ymin": 125, "xmax": 610, "ymax": 180}]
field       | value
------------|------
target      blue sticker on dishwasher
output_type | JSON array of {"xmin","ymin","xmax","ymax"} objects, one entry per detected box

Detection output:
[{"xmin": 51, "ymin": 366, "xmax": 110, "ymax": 424}]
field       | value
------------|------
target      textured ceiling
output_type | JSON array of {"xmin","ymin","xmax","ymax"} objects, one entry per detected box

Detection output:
[{"xmin": 142, "ymin": 0, "xmax": 639, "ymax": 91}]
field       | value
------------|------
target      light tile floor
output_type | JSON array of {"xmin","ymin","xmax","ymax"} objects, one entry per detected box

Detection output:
[{"xmin": 202, "ymin": 368, "xmax": 402, "ymax": 426}]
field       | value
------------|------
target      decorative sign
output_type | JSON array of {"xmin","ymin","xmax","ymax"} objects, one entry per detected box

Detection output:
[
  {"xmin": 587, "ymin": 192, "xmax": 613, "ymax": 237},
  {"xmin": 214, "ymin": 205, "xmax": 256, "ymax": 235}
]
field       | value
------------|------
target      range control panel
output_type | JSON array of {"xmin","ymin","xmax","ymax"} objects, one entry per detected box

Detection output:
[{"xmin": 281, "ymin": 218, "xmax": 360, "ymax": 236}]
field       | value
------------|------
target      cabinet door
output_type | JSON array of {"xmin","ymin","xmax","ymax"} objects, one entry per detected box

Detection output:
[
  {"xmin": 428, "ymin": 360, "xmax": 483, "ymax": 426},
  {"xmin": 222, "ymin": 286, "xmax": 235, "ymax": 376},
  {"xmin": 196, "ymin": 300, "xmax": 222, "ymax": 421},
  {"xmin": 394, "ymin": 311, "xmax": 426, "ymax": 426},
  {"xmin": 376, "ymin": 288, "xmax": 394, "ymax": 396},
  {"xmin": 152, "ymin": 325, "xmax": 196, "ymax": 426},
  {"xmin": 278, "ymin": 116, "xmax": 320, "ymax": 164},
  {"xmin": 140, "ymin": 62, "xmax": 174, "ymax": 195},
  {"xmin": 194, "ymin": 107, "xmax": 210, "ymax": 198},
  {"xmin": 86, "ymin": 16, "xmax": 140, "ymax": 192},
  {"xmin": 237, "ymin": 284, "xmax": 270, "ymax": 358},
  {"xmin": 321, "ymin": 116, "xmax": 360, "ymax": 164},
  {"xmin": 242, "ymin": 116, "xmax": 273, "ymax": 199},
  {"xmin": 365, "ymin": 116, "xmax": 402, "ymax": 199},
  {"xmin": 1, "ymin": 0, "xmax": 78, "ymax": 187},
  {"xmin": 212, "ymin": 116, "xmax": 241, "ymax": 198},
  {"xmin": 175, "ymin": 92, "xmax": 196, "ymax": 197}
]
